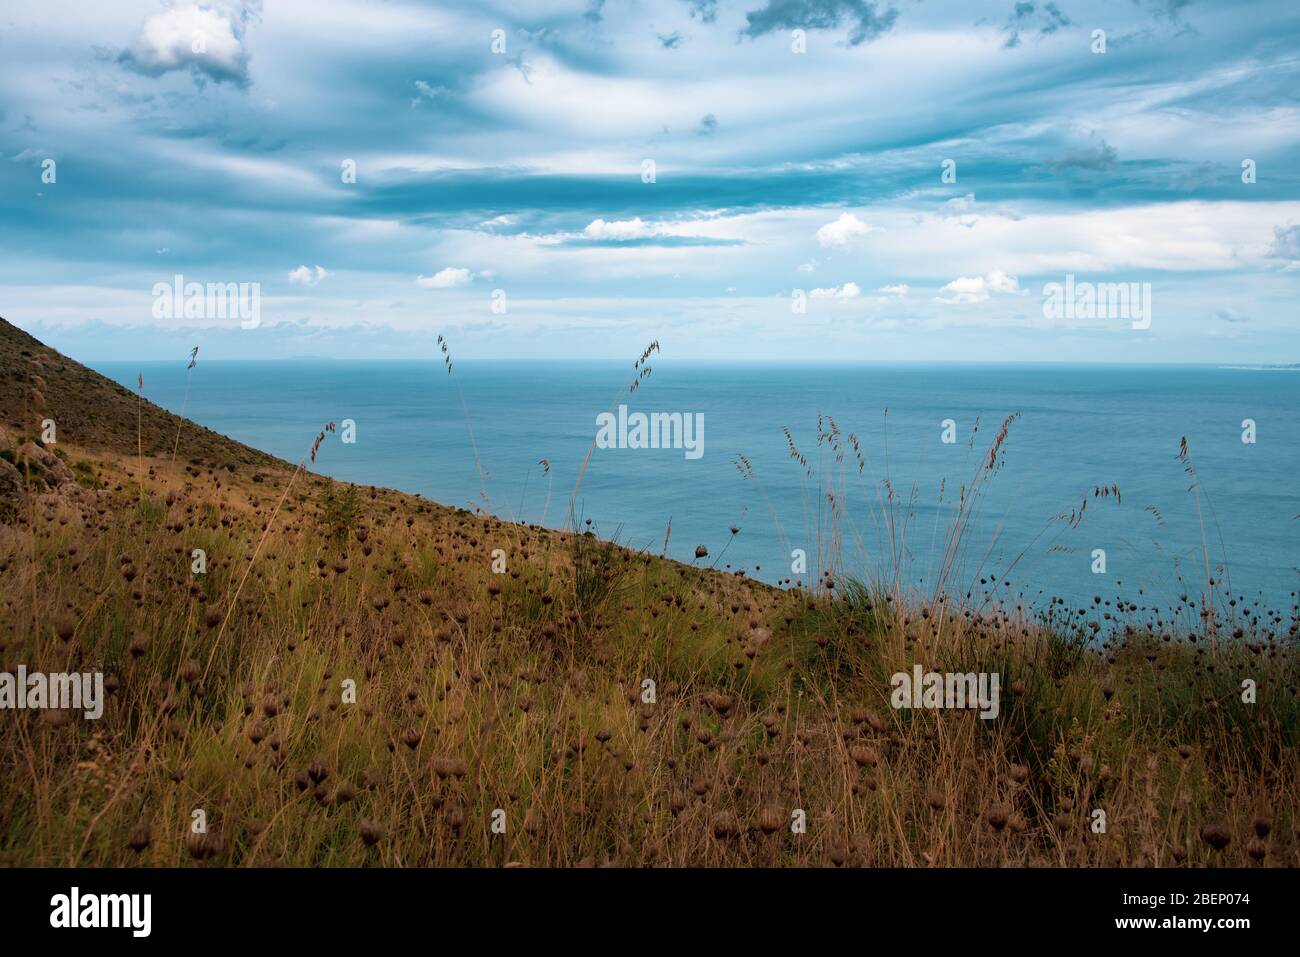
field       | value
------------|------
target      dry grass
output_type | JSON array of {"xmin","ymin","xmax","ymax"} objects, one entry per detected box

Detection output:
[{"xmin": 0, "ymin": 318, "xmax": 1296, "ymax": 867}]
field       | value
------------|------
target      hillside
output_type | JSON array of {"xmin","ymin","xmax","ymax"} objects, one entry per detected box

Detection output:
[
  {"xmin": 0, "ymin": 317, "xmax": 1295, "ymax": 868},
  {"xmin": 0, "ymin": 317, "xmax": 280, "ymax": 469}
]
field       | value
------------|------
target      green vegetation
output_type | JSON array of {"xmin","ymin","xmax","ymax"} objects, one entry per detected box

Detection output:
[{"xmin": 0, "ymin": 316, "xmax": 1295, "ymax": 868}]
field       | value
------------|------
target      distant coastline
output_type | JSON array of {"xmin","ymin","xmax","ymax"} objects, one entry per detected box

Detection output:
[{"xmin": 1221, "ymin": 364, "xmax": 1300, "ymax": 371}]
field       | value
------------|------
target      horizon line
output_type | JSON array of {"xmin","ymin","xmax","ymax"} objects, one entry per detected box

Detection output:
[{"xmin": 82, "ymin": 356, "xmax": 1300, "ymax": 368}]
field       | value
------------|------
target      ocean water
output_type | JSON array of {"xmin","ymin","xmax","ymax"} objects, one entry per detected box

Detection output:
[{"xmin": 92, "ymin": 360, "xmax": 1299, "ymax": 624}]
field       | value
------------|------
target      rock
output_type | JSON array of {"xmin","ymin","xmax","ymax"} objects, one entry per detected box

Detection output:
[
  {"xmin": 56, "ymin": 482, "xmax": 94, "ymax": 508},
  {"xmin": 19, "ymin": 441, "xmax": 73, "ymax": 487}
]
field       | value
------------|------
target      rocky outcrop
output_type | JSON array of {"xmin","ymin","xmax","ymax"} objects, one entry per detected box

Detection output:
[{"xmin": 19, "ymin": 441, "xmax": 74, "ymax": 487}]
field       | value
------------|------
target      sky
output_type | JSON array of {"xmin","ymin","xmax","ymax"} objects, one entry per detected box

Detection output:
[{"xmin": 1, "ymin": 0, "xmax": 1298, "ymax": 362}]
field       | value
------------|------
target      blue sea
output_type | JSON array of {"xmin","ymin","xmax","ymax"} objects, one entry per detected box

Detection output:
[{"xmin": 93, "ymin": 360, "xmax": 1299, "ymax": 623}]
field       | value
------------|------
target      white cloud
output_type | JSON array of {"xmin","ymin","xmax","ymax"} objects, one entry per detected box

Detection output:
[
  {"xmin": 1267, "ymin": 224, "xmax": 1300, "ymax": 270},
  {"xmin": 411, "ymin": 80, "xmax": 447, "ymax": 107},
  {"xmin": 816, "ymin": 212, "xmax": 873, "ymax": 248},
  {"xmin": 984, "ymin": 270, "xmax": 1020, "ymax": 293},
  {"xmin": 936, "ymin": 270, "xmax": 1020, "ymax": 304},
  {"xmin": 288, "ymin": 265, "xmax": 328, "ymax": 286},
  {"xmin": 810, "ymin": 282, "xmax": 861, "ymax": 299},
  {"xmin": 943, "ymin": 193, "xmax": 980, "ymax": 228},
  {"xmin": 119, "ymin": 3, "xmax": 252, "ymax": 86},
  {"xmin": 880, "ymin": 201, "xmax": 1281, "ymax": 277},
  {"xmin": 416, "ymin": 267, "xmax": 472, "ymax": 289},
  {"xmin": 564, "ymin": 216, "xmax": 744, "ymax": 247},
  {"xmin": 878, "ymin": 283, "xmax": 910, "ymax": 297},
  {"xmin": 582, "ymin": 217, "xmax": 655, "ymax": 241}
]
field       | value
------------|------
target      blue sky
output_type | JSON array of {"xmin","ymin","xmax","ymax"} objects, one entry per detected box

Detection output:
[{"xmin": 1, "ymin": 0, "xmax": 1298, "ymax": 362}]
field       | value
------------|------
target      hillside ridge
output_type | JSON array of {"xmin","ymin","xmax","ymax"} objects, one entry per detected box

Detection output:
[{"xmin": 0, "ymin": 316, "xmax": 283, "ymax": 469}]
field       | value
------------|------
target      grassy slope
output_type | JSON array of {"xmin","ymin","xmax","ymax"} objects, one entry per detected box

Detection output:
[
  {"xmin": 0, "ymin": 319, "xmax": 279, "ymax": 469},
  {"xmin": 0, "ymin": 316, "xmax": 1296, "ymax": 867}
]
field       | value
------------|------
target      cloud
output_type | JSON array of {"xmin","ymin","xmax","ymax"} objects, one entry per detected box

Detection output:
[
  {"xmin": 810, "ymin": 281, "xmax": 861, "ymax": 298},
  {"xmin": 742, "ymin": 0, "xmax": 899, "ymax": 46},
  {"xmin": 1039, "ymin": 2, "xmax": 1072, "ymax": 33},
  {"xmin": 1003, "ymin": 1, "xmax": 1072, "ymax": 48},
  {"xmin": 479, "ymin": 215, "xmax": 518, "ymax": 231},
  {"xmin": 1047, "ymin": 140, "xmax": 1120, "ymax": 173},
  {"xmin": 943, "ymin": 193, "xmax": 980, "ymax": 228},
  {"xmin": 1215, "ymin": 308, "xmax": 1248, "ymax": 323},
  {"xmin": 8, "ymin": 0, "xmax": 1300, "ymax": 364},
  {"xmin": 507, "ymin": 54, "xmax": 535, "ymax": 85},
  {"xmin": 568, "ymin": 217, "xmax": 744, "ymax": 247},
  {"xmin": 878, "ymin": 283, "xmax": 909, "ymax": 296},
  {"xmin": 117, "ymin": 2, "xmax": 257, "ymax": 87},
  {"xmin": 680, "ymin": 0, "xmax": 719, "ymax": 22},
  {"xmin": 816, "ymin": 212, "xmax": 873, "ymax": 247},
  {"xmin": 1268, "ymin": 224, "xmax": 1300, "ymax": 268},
  {"xmin": 583, "ymin": 217, "xmax": 656, "ymax": 241},
  {"xmin": 411, "ymin": 80, "xmax": 447, "ymax": 108},
  {"xmin": 416, "ymin": 267, "xmax": 472, "ymax": 289},
  {"xmin": 936, "ymin": 270, "xmax": 1021, "ymax": 304},
  {"xmin": 288, "ymin": 265, "xmax": 328, "ymax": 286},
  {"xmin": 1149, "ymin": 0, "xmax": 1195, "ymax": 22}
]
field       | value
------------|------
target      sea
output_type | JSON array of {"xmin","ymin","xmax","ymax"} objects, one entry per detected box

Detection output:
[{"xmin": 92, "ymin": 360, "xmax": 1299, "ymax": 625}]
